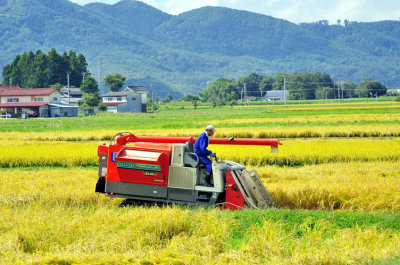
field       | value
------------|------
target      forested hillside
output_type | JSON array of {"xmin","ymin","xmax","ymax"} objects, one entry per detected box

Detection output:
[{"xmin": 0, "ymin": 0, "xmax": 399, "ymax": 96}]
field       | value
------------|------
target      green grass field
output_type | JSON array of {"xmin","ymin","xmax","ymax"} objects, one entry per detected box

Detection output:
[
  {"xmin": 1, "ymin": 100, "xmax": 400, "ymax": 264},
  {"xmin": 1, "ymin": 98, "xmax": 400, "ymax": 132}
]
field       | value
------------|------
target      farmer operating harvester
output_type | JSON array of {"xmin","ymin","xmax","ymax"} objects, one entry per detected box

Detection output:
[
  {"xmin": 95, "ymin": 126, "xmax": 281, "ymax": 210},
  {"xmin": 194, "ymin": 125, "xmax": 217, "ymax": 187}
]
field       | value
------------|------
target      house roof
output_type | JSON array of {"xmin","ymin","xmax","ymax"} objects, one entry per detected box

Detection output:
[
  {"xmin": 103, "ymin": 91, "xmax": 127, "ymax": 97},
  {"xmin": 265, "ymin": 90, "xmax": 289, "ymax": 97},
  {"xmin": 49, "ymin": 103, "xmax": 78, "ymax": 108},
  {"xmin": 102, "ymin": 102, "xmax": 125, "ymax": 106},
  {"xmin": 125, "ymin": 86, "xmax": 149, "ymax": 94},
  {"xmin": 60, "ymin": 87, "xmax": 82, "ymax": 95},
  {"xmin": 0, "ymin": 102, "xmax": 49, "ymax": 107},
  {"xmin": 0, "ymin": 85, "xmax": 22, "ymax": 91},
  {"xmin": 0, "ymin": 88, "xmax": 57, "ymax": 96},
  {"xmin": 103, "ymin": 86, "xmax": 149, "ymax": 97}
]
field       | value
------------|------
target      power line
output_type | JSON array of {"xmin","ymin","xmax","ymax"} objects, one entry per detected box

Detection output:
[{"xmin": 66, "ymin": 71, "xmax": 70, "ymax": 104}]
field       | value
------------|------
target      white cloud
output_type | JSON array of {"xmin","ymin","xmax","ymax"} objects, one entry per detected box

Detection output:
[
  {"xmin": 69, "ymin": 0, "xmax": 400, "ymax": 23},
  {"xmin": 213, "ymin": 0, "xmax": 400, "ymax": 23},
  {"xmin": 150, "ymin": 0, "xmax": 220, "ymax": 15},
  {"xmin": 69, "ymin": 0, "xmax": 119, "ymax": 5}
]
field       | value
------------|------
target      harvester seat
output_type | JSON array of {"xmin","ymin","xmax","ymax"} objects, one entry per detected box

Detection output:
[
  {"xmin": 185, "ymin": 141, "xmax": 194, "ymax": 153},
  {"xmin": 183, "ymin": 142, "xmax": 198, "ymax": 168}
]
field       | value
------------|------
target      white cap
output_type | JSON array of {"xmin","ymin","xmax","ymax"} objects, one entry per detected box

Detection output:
[{"xmin": 205, "ymin": 125, "xmax": 216, "ymax": 132}]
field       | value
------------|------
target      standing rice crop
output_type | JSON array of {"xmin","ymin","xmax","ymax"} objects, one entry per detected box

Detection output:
[
  {"xmin": 212, "ymin": 138, "xmax": 400, "ymax": 166},
  {"xmin": 251, "ymin": 161, "xmax": 400, "ymax": 212}
]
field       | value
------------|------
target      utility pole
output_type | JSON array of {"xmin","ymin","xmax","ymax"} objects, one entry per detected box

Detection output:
[
  {"xmin": 283, "ymin": 75, "xmax": 287, "ymax": 108},
  {"xmin": 341, "ymin": 81, "xmax": 344, "ymax": 103},
  {"xmin": 81, "ymin": 71, "xmax": 87, "ymax": 82},
  {"xmin": 9, "ymin": 77, "xmax": 12, "ymax": 89},
  {"xmin": 151, "ymin": 84, "xmax": 154, "ymax": 102},
  {"xmin": 98, "ymin": 56, "xmax": 102, "ymax": 90},
  {"xmin": 150, "ymin": 83, "xmax": 154, "ymax": 110},
  {"xmin": 243, "ymin": 83, "xmax": 248, "ymax": 105},
  {"xmin": 333, "ymin": 82, "xmax": 336, "ymax": 100},
  {"xmin": 67, "ymin": 71, "xmax": 71, "ymax": 104}
]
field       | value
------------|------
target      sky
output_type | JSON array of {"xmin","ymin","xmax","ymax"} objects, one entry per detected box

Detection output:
[{"xmin": 68, "ymin": 0, "xmax": 400, "ymax": 24}]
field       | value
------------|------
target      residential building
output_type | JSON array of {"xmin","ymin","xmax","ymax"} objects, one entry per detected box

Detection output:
[
  {"xmin": 60, "ymin": 87, "xmax": 83, "ymax": 106},
  {"xmin": 102, "ymin": 85, "xmax": 148, "ymax": 113},
  {"xmin": 263, "ymin": 90, "xmax": 289, "ymax": 101},
  {"xmin": 387, "ymin": 88, "xmax": 400, "ymax": 96},
  {"xmin": 0, "ymin": 86, "xmax": 78, "ymax": 118},
  {"xmin": 239, "ymin": 96, "xmax": 257, "ymax": 102}
]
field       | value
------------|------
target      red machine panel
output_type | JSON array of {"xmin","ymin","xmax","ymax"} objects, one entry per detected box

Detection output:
[
  {"xmin": 98, "ymin": 144, "xmax": 109, "ymax": 157},
  {"xmin": 115, "ymin": 149, "xmax": 167, "ymax": 185},
  {"xmin": 104, "ymin": 143, "xmax": 172, "ymax": 186},
  {"xmin": 224, "ymin": 170, "xmax": 246, "ymax": 210}
]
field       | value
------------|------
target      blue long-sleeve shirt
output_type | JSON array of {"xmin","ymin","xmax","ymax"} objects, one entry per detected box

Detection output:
[{"xmin": 194, "ymin": 131, "xmax": 212, "ymax": 157}]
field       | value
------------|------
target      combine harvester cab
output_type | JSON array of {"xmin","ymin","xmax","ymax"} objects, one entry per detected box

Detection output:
[{"xmin": 96, "ymin": 133, "xmax": 280, "ymax": 210}]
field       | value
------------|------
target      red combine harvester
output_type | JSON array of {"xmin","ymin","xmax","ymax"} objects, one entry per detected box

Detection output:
[{"xmin": 95, "ymin": 132, "xmax": 281, "ymax": 210}]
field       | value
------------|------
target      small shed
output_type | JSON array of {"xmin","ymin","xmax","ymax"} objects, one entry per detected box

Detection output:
[{"xmin": 49, "ymin": 103, "xmax": 79, "ymax": 117}]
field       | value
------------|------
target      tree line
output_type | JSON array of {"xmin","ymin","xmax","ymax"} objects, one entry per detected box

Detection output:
[
  {"xmin": 1, "ymin": 49, "xmax": 89, "ymax": 88},
  {"xmin": 196, "ymin": 72, "xmax": 388, "ymax": 104}
]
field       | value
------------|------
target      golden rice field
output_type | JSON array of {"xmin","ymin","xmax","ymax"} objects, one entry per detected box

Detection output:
[
  {"xmin": 2, "ymin": 205, "xmax": 400, "ymax": 264},
  {"xmin": 1, "ymin": 137, "xmax": 399, "ymax": 212},
  {"xmin": 210, "ymin": 113, "xmax": 400, "ymax": 125},
  {"xmin": 2, "ymin": 113, "xmax": 400, "ymax": 141},
  {"xmin": 1, "ymin": 138, "xmax": 400, "ymax": 167},
  {"xmin": 1, "ymin": 168, "xmax": 400, "ymax": 264},
  {"xmin": 256, "ymin": 162, "xmax": 400, "ymax": 212},
  {"xmin": 236, "ymin": 101, "xmax": 400, "ymax": 109},
  {"xmin": 1, "ymin": 161, "xmax": 399, "ymax": 212},
  {"xmin": 1, "ymin": 124, "xmax": 400, "ymax": 141},
  {"xmin": 275, "ymin": 105, "xmax": 400, "ymax": 112},
  {"xmin": 2, "ymin": 102, "xmax": 400, "ymax": 264}
]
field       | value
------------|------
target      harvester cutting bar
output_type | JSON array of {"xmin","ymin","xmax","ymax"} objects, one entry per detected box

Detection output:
[
  {"xmin": 231, "ymin": 169, "xmax": 275, "ymax": 209},
  {"xmin": 116, "ymin": 134, "xmax": 280, "ymax": 148}
]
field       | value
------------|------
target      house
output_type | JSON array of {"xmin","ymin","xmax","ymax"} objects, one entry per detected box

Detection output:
[
  {"xmin": 387, "ymin": 88, "xmax": 400, "ymax": 96},
  {"xmin": 239, "ymin": 96, "xmax": 257, "ymax": 102},
  {"xmin": 102, "ymin": 85, "xmax": 149, "ymax": 113},
  {"xmin": 0, "ymin": 86, "xmax": 78, "ymax": 118},
  {"xmin": 263, "ymin": 90, "xmax": 289, "ymax": 101},
  {"xmin": 60, "ymin": 87, "xmax": 83, "ymax": 106}
]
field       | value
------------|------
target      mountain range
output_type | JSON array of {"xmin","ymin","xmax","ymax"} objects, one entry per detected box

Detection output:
[{"xmin": 0, "ymin": 0, "xmax": 399, "ymax": 97}]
